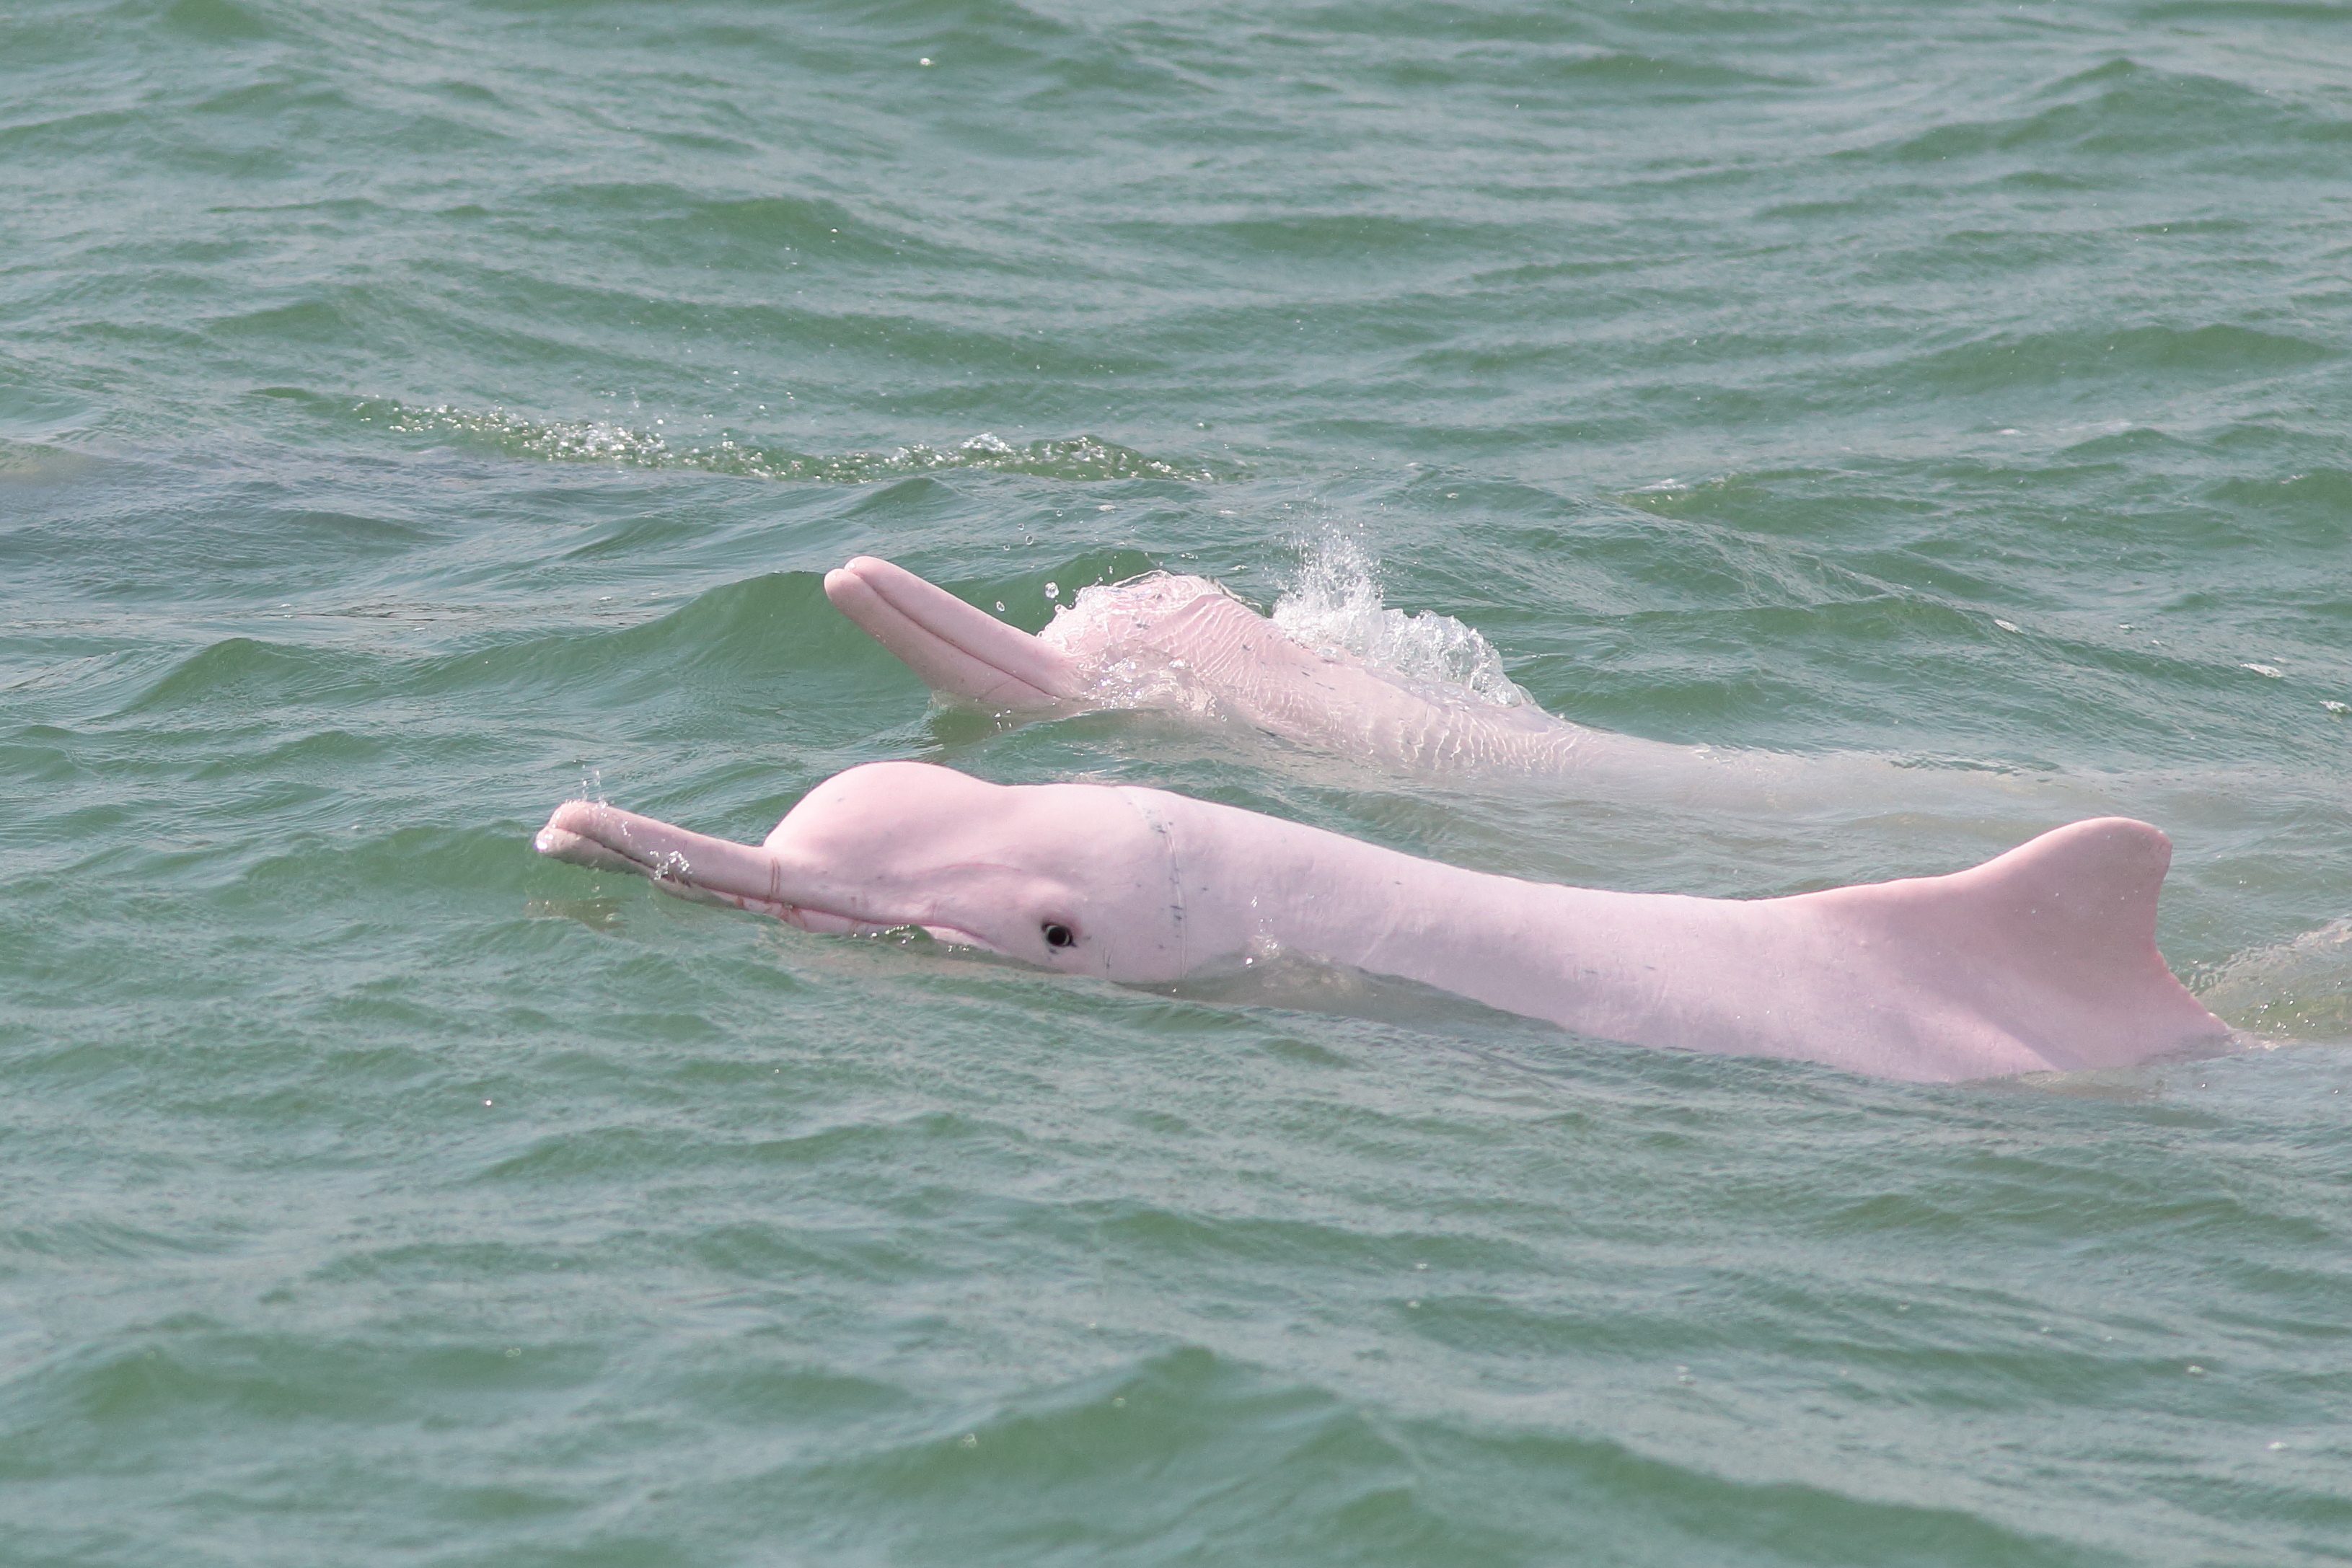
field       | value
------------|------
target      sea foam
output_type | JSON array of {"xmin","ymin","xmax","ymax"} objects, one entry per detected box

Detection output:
[{"xmin": 1271, "ymin": 532, "xmax": 1531, "ymax": 709}]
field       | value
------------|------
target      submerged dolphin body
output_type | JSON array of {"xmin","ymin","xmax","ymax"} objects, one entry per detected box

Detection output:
[
  {"xmin": 820, "ymin": 557, "xmax": 2227, "ymax": 829},
  {"xmin": 535, "ymin": 761, "xmax": 2232, "ymax": 1083}
]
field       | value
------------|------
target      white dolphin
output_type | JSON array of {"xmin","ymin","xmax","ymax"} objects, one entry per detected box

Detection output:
[
  {"xmin": 535, "ymin": 761, "xmax": 2234, "ymax": 1083},
  {"xmin": 819, "ymin": 555, "xmax": 2323, "ymax": 850},
  {"xmin": 823, "ymin": 554, "xmax": 1624, "ymax": 774}
]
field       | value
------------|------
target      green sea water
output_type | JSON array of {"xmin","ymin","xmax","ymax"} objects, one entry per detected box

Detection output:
[{"xmin": 6, "ymin": 1, "xmax": 2352, "ymax": 1562}]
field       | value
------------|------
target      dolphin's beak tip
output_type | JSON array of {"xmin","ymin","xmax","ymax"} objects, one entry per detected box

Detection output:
[
  {"xmin": 826, "ymin": 557, "xmax": 889, "ymax": 602},
  {"xmin": 537, "ymin": 801, "xmax": 609, "ymax": 858}
]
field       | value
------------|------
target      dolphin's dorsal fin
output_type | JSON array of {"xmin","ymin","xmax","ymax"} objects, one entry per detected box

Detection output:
[
  {"xmin": 1807, "ymin": 817, "xmax": 2229, "ymax": 1074},
  {"xmin": 1939, "ymin": 814, "xmax": 2171, "ymax": 944}
]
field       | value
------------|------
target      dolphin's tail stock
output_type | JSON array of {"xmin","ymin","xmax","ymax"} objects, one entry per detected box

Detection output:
[
  {"xmin": 1804, "ymin": 816, "xmax": 2234, "ymax": 1075},
  {"xmin": 823, "ymin": 555, "xmax": 1080, "ymax": 710}
]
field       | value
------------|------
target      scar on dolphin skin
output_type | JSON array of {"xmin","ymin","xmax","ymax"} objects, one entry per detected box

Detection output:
[{"xmin": 536, "ymin": 759, "xmax": 2235, "ymax": 1084}]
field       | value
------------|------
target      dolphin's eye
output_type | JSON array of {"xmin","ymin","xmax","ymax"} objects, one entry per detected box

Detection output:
[{"xmin": 1042, "ymin": 922, "xmax": 1075, "ymax": 950}]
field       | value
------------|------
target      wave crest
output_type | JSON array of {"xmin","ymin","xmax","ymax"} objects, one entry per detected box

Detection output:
[{"xmin": 356, "ymin": 402, "xmax": 1220, "ymax": 483}]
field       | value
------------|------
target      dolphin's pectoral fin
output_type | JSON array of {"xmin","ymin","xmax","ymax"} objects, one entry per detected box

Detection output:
[{"xmin": 824, "ymin": 555, "xmax": 1079, "ymax": 710}]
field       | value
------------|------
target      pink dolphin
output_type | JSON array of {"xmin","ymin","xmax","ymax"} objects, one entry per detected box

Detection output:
[
  {"xmin": 822, "ymin": 555, "xmax": 1639, "ymax": 773},
  {"xmin": 819, "ymin": 557, "xmax": 2224, "ymax": 822},
  {"xmin": 534, "ymin": 761, "xmax": 2232, "ymax": 1083}
]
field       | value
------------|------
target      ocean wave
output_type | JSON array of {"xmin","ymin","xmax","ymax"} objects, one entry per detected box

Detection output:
[{"xmin": 354, "ymin": 402, "xmax": 1223, "ymax": 483}]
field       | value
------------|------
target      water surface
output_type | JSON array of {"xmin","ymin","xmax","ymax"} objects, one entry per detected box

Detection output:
[{"xmin": 5, "ymin": 1, "xmax": 2351, "ymax": 1562}]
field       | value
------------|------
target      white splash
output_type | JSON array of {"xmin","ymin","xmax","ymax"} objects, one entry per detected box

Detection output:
[
  {"xmin": 2198, "ymin": 917, "xmax": 2352, "ymax": 1039},
  {"xmin": 1271, "ymin": 532, "xmax": 1531, "ymax": 708}
]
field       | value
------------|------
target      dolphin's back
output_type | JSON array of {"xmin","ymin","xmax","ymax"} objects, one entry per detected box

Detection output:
[{"xmin": 1168, "ymin": 798, "xmax": 2234, "ymax": 1081}]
